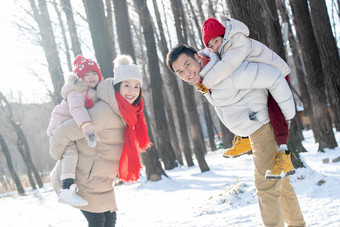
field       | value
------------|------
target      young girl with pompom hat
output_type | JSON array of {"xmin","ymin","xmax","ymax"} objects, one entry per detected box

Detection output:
[{"xmin": 47, "ymin": 55, "xmax": 103, "ymax": 207}]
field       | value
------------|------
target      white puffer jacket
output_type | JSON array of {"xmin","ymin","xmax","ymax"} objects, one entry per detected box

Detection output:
[
  {"xmin": 201, "ymin": 59, "xmax": 295, "ymax": 137},
  {"xmin": 202, "ymin": 16, "xmax": 291, "ymax": 89}
]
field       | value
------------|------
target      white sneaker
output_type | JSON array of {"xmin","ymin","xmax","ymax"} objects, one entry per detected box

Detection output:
[{"xmin": 58, "ymin": 184, "xmax": 88, "ymax": 206}]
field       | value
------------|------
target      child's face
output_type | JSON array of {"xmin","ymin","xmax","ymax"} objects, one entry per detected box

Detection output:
[
  {"xmin": 119, "ymin": 79, "xmax": 141, "ymax": 104},
  {"xmin": 84, "ymin": 71, "xmax": 100, "ymax": 88},
  {"xmin": 207, "ymin": 36, "xmax": 223, "ymax": 54},
  {"xmin": 172, "ymin": 53, "xmax": 202, "ymax": 84}
]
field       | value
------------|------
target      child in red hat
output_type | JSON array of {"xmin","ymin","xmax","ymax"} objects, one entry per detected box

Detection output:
[
  {"xmin": 47, "ymin": 55, "xmax": 103, "ymax": 206},
  {"xmin": 199, "ymin": 16, "xmax": 293, "ymax": 180}
]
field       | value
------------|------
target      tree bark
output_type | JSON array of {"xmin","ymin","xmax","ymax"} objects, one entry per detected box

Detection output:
[
  {"xmin": 0, "ymin": 134, "xmax": 25, "ymax": 195},
  {"xmin": 309, "ymin": 0, "xmax": 340, "ymax": 131},
  {"xmin": 202, "ymin": 96, "xmax": 217, "ymax": 151},
  {"xmin": 105, "ymin": 0, "xmax": 116, "ymax": 61},
  {"xmin": 141, "ymin": 106, "xmax": 167, "ymax": 181},
  {"xmin": 133, "ymin": 0, "xmax": 177, "ymax": 170},
  {"xmin": 165, "ymin": 95, "xmax": 184, "ymax": 165},
  {"xmin": 60, "ymin": 0, "xmax": 82, "ymax": 56},
  {"xmin": 170, "ymin": 0, "xmax": 210, "ymax": 172},
  {"xmin": 152, "ymin": 0, "xmax": 194, "ymax": 167},
  {"xmin": 277, "ymin": 0, "xmax": 318, "ymax": 141},
  {"xmin": 113, "ymin": 0, "xmax": 136, "ymax": 61},
  {"xmin": 219, "ymin": 119, "xmax": 233, "ymax": 149},
  {"xmin": 53, "ymin": 0, "xmax": 72, "ymax": 71},
  {"xmin": 83, "ymin": 0, "xmax": 114, "ymax": 78},
  {"xmin": 290, "ymin": 0, "xmax": 337, "ymax": 151},
  {"xmin": 30, "ymin": 0, "xmax": 64, "ymax": 104},
  {"xmin": 226, "ymin": 0, "xmax": 269, "ymax": 46}
]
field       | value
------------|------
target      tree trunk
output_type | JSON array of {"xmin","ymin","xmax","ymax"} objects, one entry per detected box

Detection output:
[
  {"xmin": 0, "ymin": 134, "xmax": 25, "ymax": 195},
  {"xmin": 276, "ymin": 0, "xmax": 318, "ymax": 142},
  {"xmin": 290, "ymin": 0, "xmax": 337, "ymax": 151},
  {"xmin": 105, "ymin": 0, "xmax": 116, "ymax": 61},
  {"xmin": 309, "ymin": 0, "xmax": 340, "ymax": 131},
  {"xmin": 113, "ymin": 0, "xmax": 136, "ymax": 61},
  {"xmin": 17, "ymin": 145, "xmax": 37, "ymax": 190},
  {"xmin": 141, "ymin": 106, "xmax": 167, "ymax": 181},
  {"xmin": 288, "ymin": 113, "xmax": 307, "ymax": 168},
  {"xmin": 152, "ymin": 0, "xmax": 194, "ymax": 167},
  {"xmin": 262, "ymin": 0, "xmax": 308, "ymax": 158},
  {"xmin": 202, "ymin": 96, "xmax": 217, "ymax": 151},
  {"xmin": 263, "ymin": 0, "xmax": 285, "ymax": 57},
  {"xmin": 53, "ymin": 0, "xmax": 72, "ymax": 71},
  {"xmin": 30, "ymin": 0, "xmax": 64, "ymax": 104},
  {"xmin": 60, "ymin": 0, "xmax": 82, "ymax": 56},
  {"xmin": 165, "ymin": 95, "xmax": 184, "ymax": 165},
  {"xmin": 0, "ymin": 93, "xmax": 44, "ymax": 188},
  {"xmin": 219, "ymin": 119, "xmax": 233, "ymax": 149},
  {"xmin": 226, "ymin": 0, "xmax": 269, "ymax": 46},
  {"xmin": 83, "ymin": 0, "xmax": 114, "ymax": 78},
  {"xmin": 170, "ymin": 0, "xmax": 210, "ymax": 172},
  {"xmin": 133, "ymin": 0, "xmax": 177, "ymax": 170}
]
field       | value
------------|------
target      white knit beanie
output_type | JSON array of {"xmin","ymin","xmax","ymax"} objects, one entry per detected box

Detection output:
[{"xmin": 113, "ymin": 55, "xmax": 143, "ymax": 86}]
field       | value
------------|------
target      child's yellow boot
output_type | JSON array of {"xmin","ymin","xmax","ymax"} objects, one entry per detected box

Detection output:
[
  {"xmin": 265, "ymin": 145, "xmax": 295, "ymax": 180},
  {"xmin": 223, "ymin": 136, "xmax": 252, "ymax": 158}
]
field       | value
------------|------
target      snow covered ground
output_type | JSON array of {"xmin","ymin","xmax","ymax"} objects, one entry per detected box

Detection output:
[{"xmin": 0, "ymin": 130, "xmax": 339, "ymax": 227}]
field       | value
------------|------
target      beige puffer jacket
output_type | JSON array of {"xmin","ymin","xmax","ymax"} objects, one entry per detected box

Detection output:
[
  {"xmin": 49, "ymin": 78, "xmax": 126, "ymax": 213},
  {"xmin": 202, "ymin": 16, "xmax": 291, "ymax": 89}
]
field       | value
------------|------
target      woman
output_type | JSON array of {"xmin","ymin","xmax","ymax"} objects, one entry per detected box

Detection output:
[{"xmin": 49, "ymin": 55, "xmax": 151, "ymax": 227}]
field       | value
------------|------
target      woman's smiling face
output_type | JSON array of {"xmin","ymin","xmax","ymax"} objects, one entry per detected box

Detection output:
[{"xmin": 119, "ymin": 79, "xmax": 141, "ymax": 104}]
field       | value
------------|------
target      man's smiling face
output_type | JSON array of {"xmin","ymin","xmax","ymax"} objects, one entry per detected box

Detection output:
[{"xmin": 172, "ymin": 53, "xmax": 202, "ymax": 84}]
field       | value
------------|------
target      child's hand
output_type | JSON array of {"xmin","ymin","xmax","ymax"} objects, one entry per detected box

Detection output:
[
  {"xmin": 194, "ymin": 80, "xmax": 209, "ymax": 94},
  {"xmin": 81, "ymin": 123, "xmax": 99, "ymax": 148}
]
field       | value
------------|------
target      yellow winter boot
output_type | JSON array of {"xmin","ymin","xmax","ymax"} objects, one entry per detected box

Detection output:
[
  {"xmin": 265, "ymin": 151, "xmax": 285, "ymax": 180},
  {"xmin": 280, "ymin": 145, "xmax": 295, "ymax": 176},
  {"xmin": 223, "ymin": 136, "xmax": 253, "ymax": 158},
  {"xmin": 265, "ymin": 145, "xmax": 295, "ymax": 180}
]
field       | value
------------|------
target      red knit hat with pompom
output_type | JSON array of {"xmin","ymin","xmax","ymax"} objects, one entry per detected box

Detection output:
[
  {"xmin": 201, "ymin": 18, "xmax": 226, "ymax": 47},
  {"xmin": 73, "ymin": 55, "xmax": 103, "ymax": 81},
  {"xmin": 73, "ymin": 55, "xmax": 103, "ymax": 109}
]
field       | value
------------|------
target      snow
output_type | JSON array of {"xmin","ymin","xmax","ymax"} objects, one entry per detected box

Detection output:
[{"xmin": 0, "ymin": 130, "xmax": 340, "ymax": 227}]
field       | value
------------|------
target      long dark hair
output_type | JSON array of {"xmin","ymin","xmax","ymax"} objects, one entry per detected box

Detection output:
[{"xmin": 114, "ymin": 82, "xmax": 142, "ymax": 105}]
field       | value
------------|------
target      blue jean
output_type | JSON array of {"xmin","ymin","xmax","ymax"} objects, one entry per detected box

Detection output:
[{"xmin": 81, "ymin": 210, "xmax": 116, "ymax": 227}]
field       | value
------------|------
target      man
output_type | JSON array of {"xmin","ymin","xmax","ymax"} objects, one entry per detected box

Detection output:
[{"xmin": 166, "ymin": 44, "xmax": 305, "ymax": 227}]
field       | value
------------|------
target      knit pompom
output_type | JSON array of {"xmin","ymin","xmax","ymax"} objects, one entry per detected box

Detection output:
[{"xmin": 114, "ymin": 55, "xmax": 134, "ymax": 68}]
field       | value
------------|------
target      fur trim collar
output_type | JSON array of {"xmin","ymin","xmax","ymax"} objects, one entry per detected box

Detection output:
[{"xmin": 67, "ymin": 72, "xmax": 89, "ymax": 92}]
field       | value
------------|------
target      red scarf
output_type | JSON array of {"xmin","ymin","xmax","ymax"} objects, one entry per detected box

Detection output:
[{"xmin": 115, "ymin": 90, "xmax": 152, "ymax": 182}]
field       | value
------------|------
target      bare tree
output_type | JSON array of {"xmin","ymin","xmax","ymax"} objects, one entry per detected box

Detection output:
[
  {"xmin": 0, "ymin": 134, "xmax": 25, "ymax": 195},
  {"xmin": 105, "ymin": 0, "xmax": 116, "ymax": 61},
  {"xmin": 52, "ymin": 0, "xmax": 72, "ymax": 71},
  {"xmin": 152, "ymin": 0, "xmax": 194, "ymax": 167},
  {"xmin": 112, "ymin": 0, "xmax": 136, "ymax": 61},
  {"xmin": 29, "ymin": 0, "xmax": 64, "ymax": 104},
  {"xmin": 170, "ymin": 0, "xmax": 210, "ymax": 172},
  {"xmin": 60, "ymin": 0, "xmax": 82, "ymax": 56},
  {"xmin": 133, "ymin": 0, "xmax": 177, "ymax": 170},
  {"xmin": 290, "ymin": 0, "xmax": 337, "ymax": 151},
  {"xmin": 0, "ymin": 92, "xmax": 44, "ymax": 188},
  {"xmin": 309, "ymin": 0, "xmax": 340, "ymax": 131},
  {"xmin": 276, "ymin": 0, "xmax": 318, "ymax": 141}
]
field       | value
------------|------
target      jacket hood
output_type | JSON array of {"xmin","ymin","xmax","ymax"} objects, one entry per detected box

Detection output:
[
  {"xmin": 219, "ymin": 16, "xmax": 250, "ymax": 54},
  {"xmin": 61, "ymin": 73, "xmax": 89, "ymax": 99},
  {"xmin": 96, "ymin": 78, "xmax": 121, "ymax": 116},
  {"xmin": 220, "ymin": 16, "xmax": 249, "ymax": 37}
]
